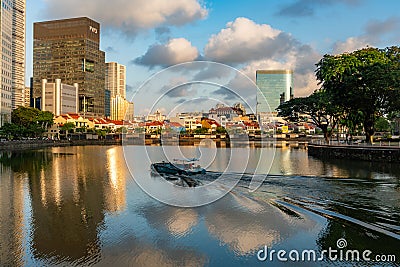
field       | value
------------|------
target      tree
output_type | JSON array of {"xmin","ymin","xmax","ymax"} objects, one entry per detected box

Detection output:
[
  {"xmin": 339, "ymin": 110, "xmax": 364, "ymax": 141},
  {"xmin": 60, "ymin": 122, "xmax": 76, "ymax": 137},
  {"xmin": 10, "ymin": 107, "xmax": 54, "ymax": 137},
  {"xmin": 0, "ymin": 123, "xmax": 21, "ymax": 140},
  {"xmin": 375, "ymin": 117, "xmax": 390, "ymax": 132},
  {"xmin": 277, "ymin": 90, "xmax": 343, "ymax": 143},
  {"xmin": 316, "ymin": 46, "xmax": 400, "ymax": 143},
  {"xmin": 116, "ymin": 127, "xmax": 127, "ymax": 133},
  {"xmin": 194, "ymin": 127, "xmax": 208, "ymax": 134},
  {"xmin": 216, "ymin": 126, "xmax": 227, "ymax": 134}
]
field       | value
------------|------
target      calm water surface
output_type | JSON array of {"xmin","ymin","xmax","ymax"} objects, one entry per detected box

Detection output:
[{"xmin": 0, "ymin": 145, "xmax": 399, "ymax": 266}]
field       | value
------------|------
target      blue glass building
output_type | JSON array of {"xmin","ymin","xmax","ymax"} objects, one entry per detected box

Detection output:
[{"xmin": 256, "ymin": 70, "xmax": 293, "ymax": 114}]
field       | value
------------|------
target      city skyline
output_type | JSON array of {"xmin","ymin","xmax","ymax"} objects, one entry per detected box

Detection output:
[{"xmin": 24, "ymin": 0, "xmax": 400, "ymax": 115}]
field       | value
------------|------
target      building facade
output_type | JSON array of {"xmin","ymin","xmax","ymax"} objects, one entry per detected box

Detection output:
[
  {"xmin": 110, "ymin": 94, "xmax": 134, "ymax": 121},
  {"xmin": 24, "ymin": 86, "xmax": 30, "ymax": 107},
  {"xmin": 104, "ymin": 89, "xmax": 111, "ymax": 117},
  {"xmin": 105, "ymin": 62, "xmax": 133, "ymax": 120},
  {"xmin": 106, "ymin": 62, "xmax": 126, "ymax": 99},
  {"xmin": 0, "ymin": 0, "xmax": 26, "ymax": 125},
  {"xmin": 41, "ymin": 79, "xmax": 78, "ymax": 116},
  {"xmin": 256, "ymin": 70, "xmax": 293, "ymax": 115},
  {"xmin": 33, "ymin": 17, "xmax": 105, "ymax": 118}
]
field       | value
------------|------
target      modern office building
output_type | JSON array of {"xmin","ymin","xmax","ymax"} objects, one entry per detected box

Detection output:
[
  {"xmin": 256, "ymin": 70, "xmax": 293, "ymax": 115},
  {"xmin": 110, "ymin": 94, "xmax": 134, "ymax": 121},
  {"xmin": 33, "ymin": 17, "xmax": 105, "ymax": 118},
  {"xmin": 106, "ymin": 62, "xmax": 126, "ymax": 99},
  {"xmin": 41, "ymin": 79, "xmax": 78, "ymax": 116},
  {"xmin": 24, "ymin": 86, "xmax": 31, "ymax": 107},
  {"xmin": 105, "ymin": 62, "xmax": 133, "ymax": 120},
  {"xmin": 104, "ymin": 89, "xmax": 111, "ymax": 117},
  {"xmin": 0, "ymin": 0, "xmax": 26, "ymax": 125}
]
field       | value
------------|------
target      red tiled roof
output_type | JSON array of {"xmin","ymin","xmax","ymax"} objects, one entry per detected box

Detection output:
[
  {"xmin": 168, "ymin": 122, "xmax": 183, "ymax": 127},
  {"xmin": 145, "ymin": 121, "xmax": 164, "ymax": 127},
  {"xmin": 243, "ymin": 121, "xmax": 259, "ymax": 127},
  {"xmin": 67, "ymin": 113, "xmax": 81, "ymax": 119},
  {"xmin": 202, "ymin": 118, "xmax": 221, "ymax": 127}
]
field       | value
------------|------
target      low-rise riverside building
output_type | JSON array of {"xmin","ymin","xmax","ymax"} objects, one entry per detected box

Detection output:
[{"xmin": 201, "ymin": 118, "xmax": 221, "ymax": 133}]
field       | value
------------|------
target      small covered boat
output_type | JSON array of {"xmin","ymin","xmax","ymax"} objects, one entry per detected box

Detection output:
[{"xmin": 151, "ymin": 158, "xmax": 206, "ymax": 176}]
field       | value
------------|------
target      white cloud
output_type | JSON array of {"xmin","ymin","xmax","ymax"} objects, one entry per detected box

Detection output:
[
  {"xmin": 204, "ymin": 17, "xmax": 286, "ymax": 64},
  {"xmin": 203, "ymin": 18, "xmax": 320, "ymax": 98},
  {"xmin": 332, "ymin": 17, "xmax": 400, "ymax": 54},
  {"xmin": 134, "ymin": 38, "xmax": 199, "ymax": 67},
  {"xmin": 42, "ymin": 0, "xmax": 208, "ymax": 37},
  {"xmin": 333, "ymin": 36, "xmax": 370, "ymax": 54}
]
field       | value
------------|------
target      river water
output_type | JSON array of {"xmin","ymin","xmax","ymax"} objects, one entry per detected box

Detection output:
[{"xmin": 0, "ymin": 144, "xmax": 399, "ymax": 266}]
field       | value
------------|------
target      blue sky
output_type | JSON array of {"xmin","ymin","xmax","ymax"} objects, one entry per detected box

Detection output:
[{"xmin": 26, "ymin": 0, "xmax": 400, "ymax": 115}]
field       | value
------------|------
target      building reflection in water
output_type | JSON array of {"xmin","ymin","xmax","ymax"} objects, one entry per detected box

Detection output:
[
  {"xmin": 105, "ymin": 147, "xmax": 126, "ymax": 212},
  {"xmin": 0, "ymin": 164, "xmax": 26, "ymax": 267},
  {"xmin": 27, "ymin": 146, "xmax": 127, "ymax": 264}
]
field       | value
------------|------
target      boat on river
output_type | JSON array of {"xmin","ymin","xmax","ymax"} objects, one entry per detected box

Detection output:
[
  {"xmin": 151, "ymin": 158, "xmax": 206, "ymax": 175},
  {"xmin": 150, "ymin": 158, "xmax": 205, "ymax": 187},
  {"xmin": 151, "ymin": 158, "xmax": 206, "ymax": 176}
]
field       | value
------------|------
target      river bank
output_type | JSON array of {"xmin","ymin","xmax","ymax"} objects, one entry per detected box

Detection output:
[
  {"xmin": 308, "ymin": 143, "xmax": 400, "ymax": 163},
  {"xmin": 0, "ymin": 137, "xmax": 313, "ymax": 151},
  {"xmin": 0, "ymin": 139, "xmax": 122, "ymax": 151}
]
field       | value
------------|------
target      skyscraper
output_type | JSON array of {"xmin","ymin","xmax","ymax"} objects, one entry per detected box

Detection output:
[
  {"xmin": 0, "ymin": 0, "xmax": 26, "ymax": 126},
  {"xmin": 33, "ymin": 17, "xmax": 105, "ymax": 118},
  {"xmin": 106, "ymin": 62, "xmax": 126, "ymax": 99},
  {"xmin": 256, "ymin": 70, "xmax": 293, "ymax": 114},
  {"xmin": 106, "ymin": 62, "xmax": 133, "ymax": 120}
]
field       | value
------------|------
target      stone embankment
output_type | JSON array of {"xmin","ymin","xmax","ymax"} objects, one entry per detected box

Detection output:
[{"xmin": 308, "ymin": 144, "xmax": 400, "ymax": 163}]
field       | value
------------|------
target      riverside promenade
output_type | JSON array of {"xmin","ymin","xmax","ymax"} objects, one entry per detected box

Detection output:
[
  {"xmin": 308, "ymin": 142, "xmax": 400, "ymax": 163},
  {"xmin": 0, "ymin": 139, "xmax": 122, "ymax": 151}
]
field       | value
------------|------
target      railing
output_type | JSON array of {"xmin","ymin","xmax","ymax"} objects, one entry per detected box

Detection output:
[{"xmin": 310, "ymin": 139, "xmax": 400, "ymax": 148}]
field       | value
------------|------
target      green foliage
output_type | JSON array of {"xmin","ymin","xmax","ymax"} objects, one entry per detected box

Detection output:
[
  {"xmin": 215, "ymin": 126, "xmax": 226, "ymax": 134},
  {"xmin": 194, "ymin": 127, "xmax": 209, "ymax": 134},
  {"xmin": 0, "ymin": 123, "xmax": 21, "ymax": 140},
  {"xmin": 375, "ymin": 117, "xmax": 390, "ymax": 132},
  {"xmin": 0, "ymin": 107, "xmax": 54, "ymax": 138},
  {"xmin": 277, "ymin": 90, "xmax": 342, "ymax": 143},
  {"xmin": 60, "ymin": 122, "xmax": 76, "ymax": 132},
  {"xmin": 116, "ymin": 127, "xmax": 127, "ymax": 133},
  {"xmin": 315, "ymin": 46, "xmax": 400, "ymax": 143}
]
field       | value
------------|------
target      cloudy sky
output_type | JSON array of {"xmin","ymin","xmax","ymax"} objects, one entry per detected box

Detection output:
[{"xmin": 26, "ymin": 0, "xmax": 400, "ymax": 115}]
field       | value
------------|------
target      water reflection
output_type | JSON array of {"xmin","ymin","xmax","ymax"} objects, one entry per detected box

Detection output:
[
  {"xmin": 0, "ymin": 164, "xmax": 26, "ymax": 267},
  {"xmin": 29, "ymin": 147, "xmax": 107, "ymax": 264},
  {"xmin": 0, "ymin": 146, "xmax": 399, "ymax": 266},
  {"xmin": 105, "ymin": 147, "xmax": 127, "ymax": 212},
  {"xmin": 204, "ymin": 192, "xmax": 318, "ymax": 256}
]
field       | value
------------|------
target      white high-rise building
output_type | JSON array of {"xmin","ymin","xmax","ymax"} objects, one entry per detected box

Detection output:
[
  {"xmin": 41, "ymin": 79, "xmax": 79, "ymax": 116},
  {"xmin": 106, "ymin": 62, "xmax": 133, "ymax": 120},
  {"xmin": 106, "ymin": 62, "xmax": 126, "ymax": 99},
  {"xmin": 0, "ymin": 0, "xmax": 26, "ymax": 126}
]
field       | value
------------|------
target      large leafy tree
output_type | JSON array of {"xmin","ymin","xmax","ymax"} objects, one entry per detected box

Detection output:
[
  {"xmin": 277, "ymin": 90, "xmax": 343, "ymax": 143},
  {"xmin": 3, "ymin": 106, "xmax": 54, "ymax": 138},
  {"xmin": 316, "ymin": 46, "xmax": 400, "ymax": 143}
]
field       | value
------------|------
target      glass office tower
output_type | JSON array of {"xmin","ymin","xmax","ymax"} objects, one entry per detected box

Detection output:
[
  {"xmin": 33, "ymin": 17, "xmax": 105, "ymax": 118},
  {"xmin": 256, "ymin": 70, "xmax": 293, "ymax": 114},
  {"xmin": 0, "ymin": 0, "xmax": 26, "ymax": 126}
]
